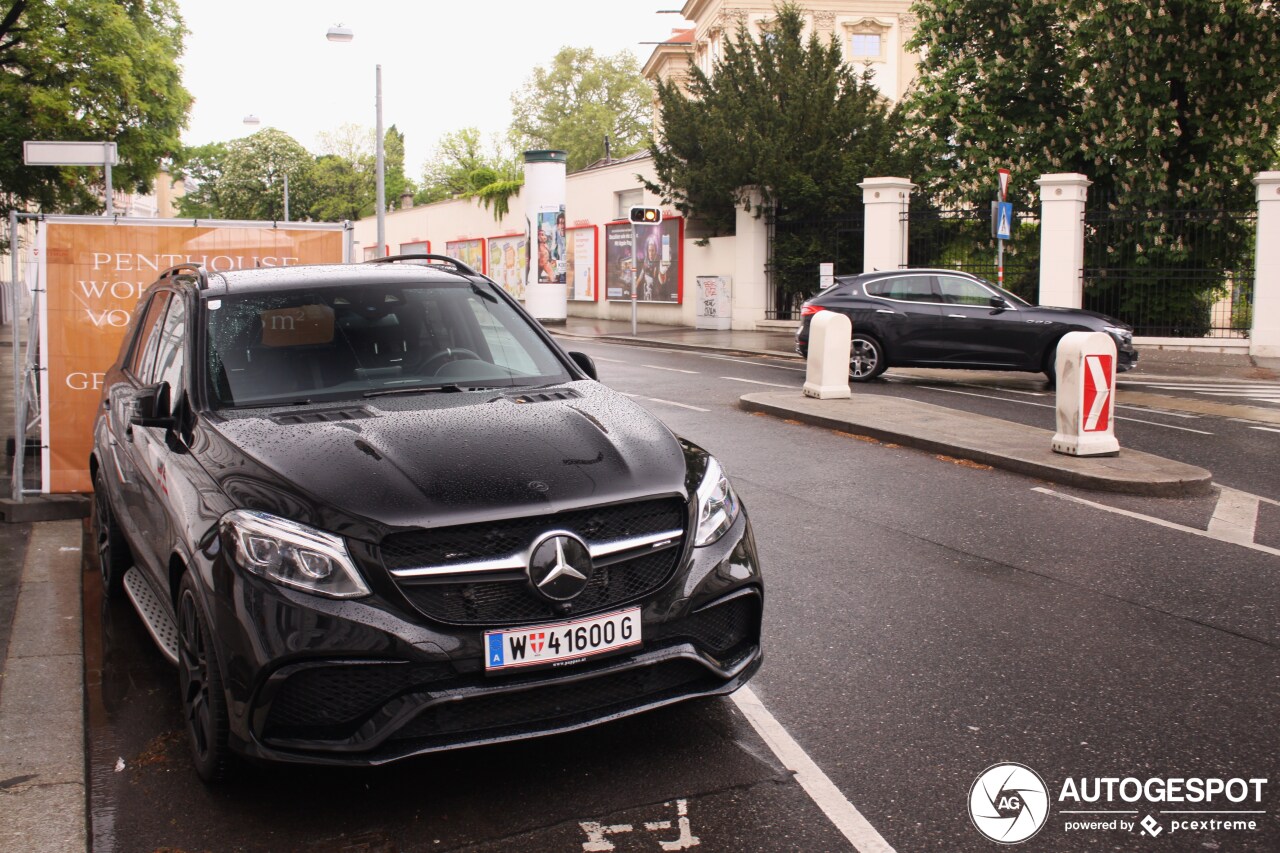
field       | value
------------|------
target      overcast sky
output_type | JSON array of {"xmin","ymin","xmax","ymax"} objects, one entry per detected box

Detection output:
[{"xmin": 177, "ymin": 1, "xmax": 686, "ymax": 178}]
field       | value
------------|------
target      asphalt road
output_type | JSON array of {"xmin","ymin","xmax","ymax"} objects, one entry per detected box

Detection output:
[{"xmin": 83, "ymin": 341, "xmax": 1280, "ymax": 852}]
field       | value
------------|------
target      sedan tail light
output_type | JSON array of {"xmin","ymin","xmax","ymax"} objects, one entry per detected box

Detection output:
[{"xmin": 800, "ymin": 304, "xmax": 826, "ymax": 316}]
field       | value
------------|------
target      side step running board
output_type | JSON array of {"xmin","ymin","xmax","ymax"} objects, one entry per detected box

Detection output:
[{"xmin": 122, "ymin": 567, "xmax": 180, "ymax": 665}]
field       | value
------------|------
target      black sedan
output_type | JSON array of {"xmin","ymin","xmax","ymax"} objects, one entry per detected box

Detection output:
[{"xmin": 795, "ymin": 269, "xmax": 1138, "ymax": 382}]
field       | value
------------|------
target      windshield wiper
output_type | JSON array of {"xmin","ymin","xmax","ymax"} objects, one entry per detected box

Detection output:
[
  {"xmin": 469, "ymin": 281, "xmax": 499, "ymax": 303},
  {"xmin": 232, "ymin": 398, "xmax": 313, "ymax": 409},
  {"xmin": 364, "ymin": 383, "xmax": 494, "ymax": 398}
]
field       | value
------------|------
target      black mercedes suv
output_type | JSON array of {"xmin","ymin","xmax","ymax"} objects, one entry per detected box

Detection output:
[{"xmin": 90, "ymin": 255, "xmax": 762, "ymax": 781}]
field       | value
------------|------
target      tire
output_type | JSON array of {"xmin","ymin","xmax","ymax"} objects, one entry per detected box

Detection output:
[
  {"xmin": 177, "ymin": 572, "xmax": 233, "ymax": 783},
  {"xmin": 1044, "ymin": 341, "xmax": 1059, "ymax": 388},
  {"xmin": 91, "ymin": 468, "xmax": 131, "ymax": 597},
  {"xmin": 849, "ymin": 334, "xmax": 887, "ymax": 382}
]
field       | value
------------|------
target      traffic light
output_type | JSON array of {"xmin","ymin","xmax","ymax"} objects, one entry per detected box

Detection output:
[{"xmin": 629, "ymin": 206, "xmax": 663, "ymax": 224}]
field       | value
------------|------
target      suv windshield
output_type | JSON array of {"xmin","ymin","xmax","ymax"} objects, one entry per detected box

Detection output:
[{"xmin": 205, "ymin": 281, "xmax": 571, "ymax": 408}]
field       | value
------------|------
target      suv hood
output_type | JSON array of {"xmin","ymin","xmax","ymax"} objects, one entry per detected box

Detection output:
[{"xmin": 201, "ymin": 382, "xmax": 690, "ymax": 536}]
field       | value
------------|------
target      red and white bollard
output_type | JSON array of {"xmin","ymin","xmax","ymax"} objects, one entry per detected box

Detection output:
[{"xmin": 1051, "ymin": 331, "xmax": 1120, "ymax": 457}]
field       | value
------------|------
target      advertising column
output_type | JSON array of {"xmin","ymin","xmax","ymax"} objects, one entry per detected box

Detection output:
[{"xmin": 523, "ymin": 150, "xmax": 568, "ymax": 324}]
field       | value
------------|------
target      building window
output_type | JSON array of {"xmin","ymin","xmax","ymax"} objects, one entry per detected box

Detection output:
[
  {"xmin": 850, "ymin": 33, "xmax": 881, "ymax": 58},
  {"xmin": 616, "ymin": 189, "xmax": 643, "ymax": 220}
]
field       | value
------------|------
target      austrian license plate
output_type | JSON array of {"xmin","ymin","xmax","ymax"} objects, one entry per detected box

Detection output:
[{"xmin": 485, "ymin": 607, "xmax": 641, "ymax": 672}]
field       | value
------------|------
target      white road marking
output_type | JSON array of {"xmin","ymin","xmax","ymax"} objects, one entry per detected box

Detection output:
[
  {"xmin": 721, "ymin": 376, "xmax": 793, "ymax": 389},
  {"xmin": 731, "ymin": 686, "xmax": 897, "ymax": 853},
  {"xmin": 590, "ymin": 356, "xmax": 628, "ymax": 363},
  {"xmin": 919, "ymin": 386, "xmax": 1213, "ymax": 434},
  {"xmin": 618, "ymin": 391, "xmax": 710, "ymax": 412},
  {"xmin": 1251, "ymin": 426, "xmax": 1280, "ymax": 434},
  {"xmin": 1032, "ymin": 487, "xmax": 1280, "ymax": 557},
  {"xmin": 702, "ymin": 354, "xmax": 807, "ymax": 371},
  {"xmin": 643, "ymin": 364, "xmax": 701, "ymax": 374},
  {"xmin": 1117, "ymin": 406, "xmax": 1201, "ymax": 419},
  {"xmin": 1207, "ymin": 487, "xmax": 1261, "ymax": 545},
  {"xmin": 957, "ymin": 383, "xmax": 1047, "ymax": 397}
]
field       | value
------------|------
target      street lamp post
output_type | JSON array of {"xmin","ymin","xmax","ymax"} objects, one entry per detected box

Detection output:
[{"xmin": 327, "ymin": 25, "xmax": 385, "ymax": 258}]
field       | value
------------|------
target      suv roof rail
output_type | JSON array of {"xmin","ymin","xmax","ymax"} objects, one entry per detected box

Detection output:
[
  {"xmin": 158, "ymin": 263, "xmax": 211, "ymax": 290},
  {"xmin": 364, "ymin": 253, "xmax": 480, "ymax": 277}
]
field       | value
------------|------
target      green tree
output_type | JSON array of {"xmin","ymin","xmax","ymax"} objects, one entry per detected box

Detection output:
[
  {"xmin": 215, "ymin": 129, "xmax": 315, "ymax": 222},
  {"xmin": 310, "ymin": 153, "xmax": 372, "ymax": 222},
  {"xmin": 417, "ymin": 127, "xmax": 522, "ymax": 218},
  {"xmin": 647, "ymin": 3, "xmax": 906, "ymax": 305},
  {"xmin": 510, "ymin": 46, "xmax": 651, "ymax": 171},
  {"xmin": 0, "ymin": 0, "xmax": 192, "ymax": 219},
  {"xmin": 172, "ymin": 142, "xmax": 228, "ymax": 219},
  {"xmin": 383, "ymin": 124, "xmax": 413, "ymax": 209},
  {"xmin": 906, "ymin": 0, "xmax": 1280, "ymax": 332}
]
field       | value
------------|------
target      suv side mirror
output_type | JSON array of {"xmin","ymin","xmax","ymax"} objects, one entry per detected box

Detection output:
[
  {"xmin": 989, "ymin": 296, "xmax": 1010, "ymax": 310},
  {"xmin": 130, "ymin": 381, "xmax": 176, "ymax": 429},
  {"xmin": 568, "ymin": 351, "xmax": 598, "ymax": 381}
]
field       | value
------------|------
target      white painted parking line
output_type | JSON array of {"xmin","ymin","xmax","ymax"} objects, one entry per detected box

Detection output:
[
  {"xmin": 617, "ymin": 391, "xmax": 710, "ymax": 412},
  {"xmin": 643, "ymin": 364, "xmax": 701, "ymax": 374},
  {"xmin": 919, "ymin": 386, "xmax": 1214, "ymax": 434},
  {"xmin": 721, "ymin": 376, "xmax": 794, "ymax": 389},
  {"xmin": 1032, "ymin": 487, "xmax": 1280, "ymax": 557},
  {"xmin": 702, "ymin": 354, "xmax": 807, "ymax": 371},
  {"xmin": 731, "ymin": 686, "xmax": 897, "ymax": 853},
  {"xmin": 1207, "ymin": 488, "xmax": 1261, "ymax": 545}
]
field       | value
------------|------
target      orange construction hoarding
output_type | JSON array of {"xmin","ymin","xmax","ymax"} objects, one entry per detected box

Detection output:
[{"xmin": 40, "ymin": 219, "xmax": 346, "ymax": 493}]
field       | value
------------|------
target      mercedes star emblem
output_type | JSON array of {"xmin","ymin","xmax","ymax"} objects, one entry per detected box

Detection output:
[{"xmin": 528, "ymin": 532, "xmax": 593, "ymax": 601}]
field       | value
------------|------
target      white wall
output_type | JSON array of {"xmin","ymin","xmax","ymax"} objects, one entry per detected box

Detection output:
[{"xmin": 352, "ymin": 155, "xmax": 740, "ymax": 328}]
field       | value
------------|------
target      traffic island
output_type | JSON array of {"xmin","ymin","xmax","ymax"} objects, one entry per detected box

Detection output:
[{"xmin": 739, "ymin": 391, "xmax": 1213, "ymax": 497}]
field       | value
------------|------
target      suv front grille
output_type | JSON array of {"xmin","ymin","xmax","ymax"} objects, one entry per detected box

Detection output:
[{"xmin": 380, "ymin": 498, "xmax": 686, "ymax": 626}]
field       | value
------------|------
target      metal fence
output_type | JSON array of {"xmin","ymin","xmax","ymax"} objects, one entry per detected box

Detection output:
[
  {"xmin": 1082, "ymin": 209, "xmax": 1255, "ymax": 338},
  {"xmin": 766, "ymin": 210, "xmax": 865, "ymax": 319},
  {"xmin": 902, "ymin": 205, "xmax": 1041, "ymax": 302}
]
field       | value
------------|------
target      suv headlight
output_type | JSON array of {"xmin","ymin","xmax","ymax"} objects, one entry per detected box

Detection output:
[
  {"xmin": 694, "ymin": 456, "xmax": 741, "ymax": 546},
  {"xmin": 221, "ymin": 510, "xmax": 370, "ymax": 599},
  {"xmin": 1104, "ymin": 325, "xmax": 1133, "ymax": 346}
]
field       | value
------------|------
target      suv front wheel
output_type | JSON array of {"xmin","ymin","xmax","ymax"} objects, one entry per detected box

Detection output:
[{"xmin": 177, "ymin": 572, "xmax": 233, "ymax": 782}]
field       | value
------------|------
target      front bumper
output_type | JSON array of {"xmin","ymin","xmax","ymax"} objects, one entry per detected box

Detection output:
[
  {"xmin": 1117, "ymin": 346, "xmax": 1138, "ymax": 372},
  {"xmin": 200, "ymin": 510, "xmax": 764, "ymax": 766}
]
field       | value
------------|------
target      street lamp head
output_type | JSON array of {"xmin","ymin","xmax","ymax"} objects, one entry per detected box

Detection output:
[
  {"xmin": 242, "ymin": 114, "xmax": 261, "ymax": 126},
  {"xmin": 326, "ymin": 25, "xmax": 354, "ymax": 42}
]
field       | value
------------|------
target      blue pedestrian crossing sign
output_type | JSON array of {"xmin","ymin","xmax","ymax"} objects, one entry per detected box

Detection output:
[{"xmin": 995, "ymin": 202, "xmax": 1013, "ymax": 240}]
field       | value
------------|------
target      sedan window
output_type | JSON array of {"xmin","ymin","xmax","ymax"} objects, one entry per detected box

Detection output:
[
  {"xmin": 937, "ymin": 276, "xmax": 998, "ymax": 306},
  {"xmin": 864, "ymin": 276, "xmax": 937, "ymax": 302}
]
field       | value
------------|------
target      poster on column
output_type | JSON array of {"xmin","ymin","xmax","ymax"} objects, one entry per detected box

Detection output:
[
  {"xmin": 535, "ymin": 206, "xmax": 566, "ymax": 284},
  {"xmin": 566, "ymin": 226, "xmax": 597, "ymax": 301},
  {"xmin": 487, "ymin": 234, "xmax": 528, "ymax": 300},
  {"xmin": 40, "ymin": 219, "xmax": 346, "ymax": 493},
  {"xmin": 444, "ymin": 238, "xmax": 485, "ymax": 272},
  {"xmin": 606, "ymin": 217, "xmax": 683, "ymax": 303}
]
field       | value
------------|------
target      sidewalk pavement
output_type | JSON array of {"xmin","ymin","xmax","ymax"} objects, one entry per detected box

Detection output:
[{"xmin": 547, "ymin": 317, "xmax": 1280, "ymax": 496}]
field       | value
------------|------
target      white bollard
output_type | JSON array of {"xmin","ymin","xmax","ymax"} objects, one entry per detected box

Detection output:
[
  {"xmin": 1051, "ymin": 331, "xmax": 1120, "ymax": 457},
  {"xmin": 803, "ymin": 311, "xmax": 852, "ymax": 399}
]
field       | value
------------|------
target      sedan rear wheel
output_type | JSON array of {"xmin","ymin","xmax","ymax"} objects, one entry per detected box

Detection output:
[{"xmin": 850, "ymin": 334, "xmax": 887, "ymax": 382}]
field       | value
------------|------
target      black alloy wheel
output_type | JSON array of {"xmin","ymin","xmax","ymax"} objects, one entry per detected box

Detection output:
[
  {"xmin": 849, "ymin": 334, "xmax": 887, "ymax": 382},
  {"xmin": 178, "ymin": 573, "xmax": 232, "ymax": 782},
  {"xmin": 92, "ymin": 469, "xmax": 130, "ymax": 597}
]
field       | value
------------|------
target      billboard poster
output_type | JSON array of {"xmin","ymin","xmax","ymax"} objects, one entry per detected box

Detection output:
[
  {"xmin": 535, "ymin": 207, "xmax": 566, "ymax": 284},
  {"xmin": 605, "ymin": 223, "xmax": 635, "ymax": 300},
  {"xmin": 444, "ymin": 238, "xmax": 485, "ymax": 272},
  {"xmin": 487, "ymin": 234, "xmax": 528, "ymax": 300},
  {"xmin": 566, "ymin": 225, "xmax": 597, "ymax": 301},
  {"xmin": 40, "ymin": 220, "xmax": 345, "ymax": 492},
  {"xmin": 398, "ymin": 239, "xmax": 430, "ymax": 255},
  {"xmin": 607, "ymin": 217, "xmax": 683, "ymax": 303}
]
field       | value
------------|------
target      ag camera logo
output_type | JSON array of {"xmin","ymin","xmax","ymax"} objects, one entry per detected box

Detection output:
[{"xmin": 969, "ymin": 763, "xmax": 1050, "ymax": 844}]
